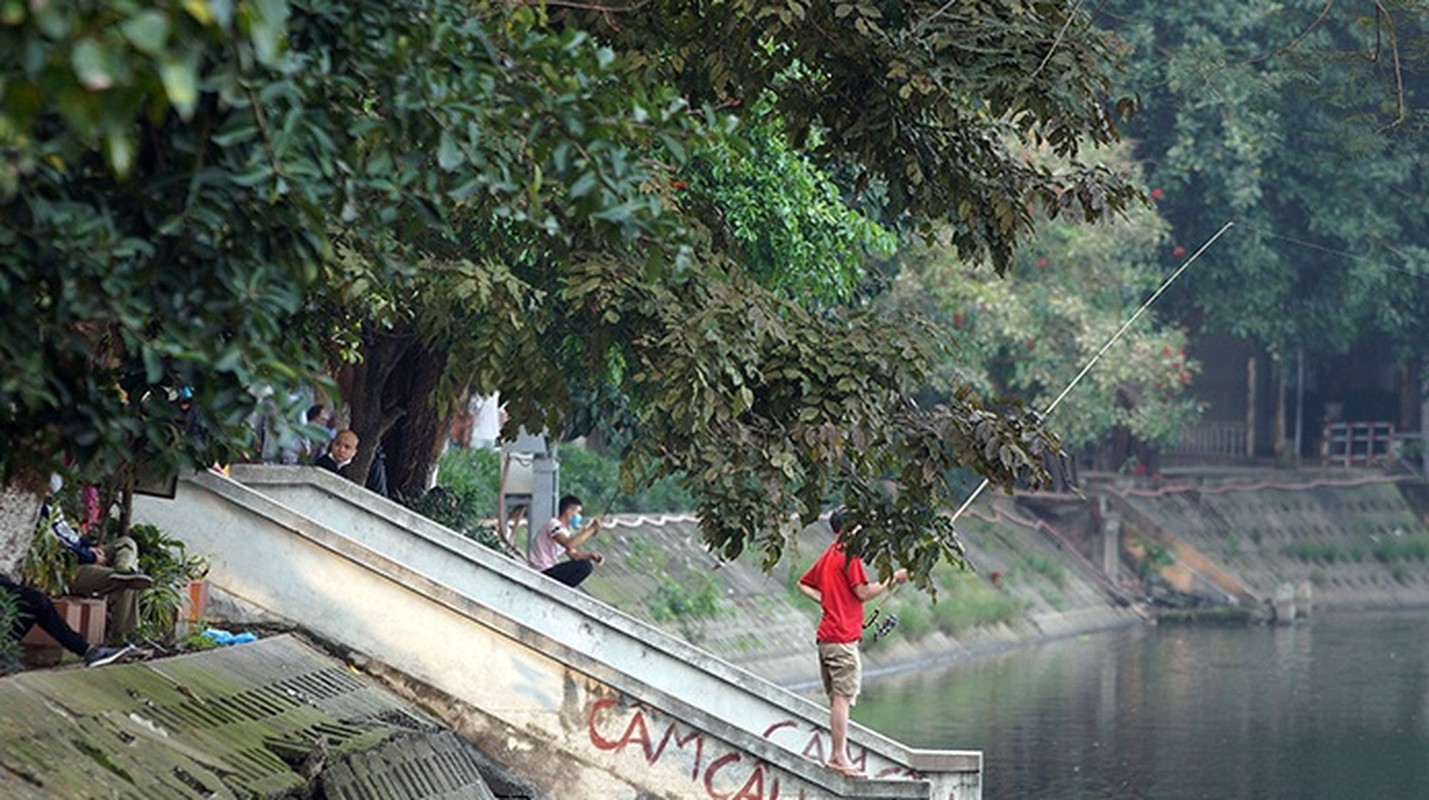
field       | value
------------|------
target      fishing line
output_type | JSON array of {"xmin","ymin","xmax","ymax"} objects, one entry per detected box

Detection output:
[
  {"xmin": 1239, "ymin": 223, "xmax": 1429, "ymax": 281},
  {"xmin": 947, "ymin": 219, "xmax": 1237, "ymax": 528}
]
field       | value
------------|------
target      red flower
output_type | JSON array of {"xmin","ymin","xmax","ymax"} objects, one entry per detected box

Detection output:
[
  {"xmin": 1025, "ymin": 340, "xmax": 1037, "ymax": 350},
  {"xmin": 1172, "ymin": 245, "xmax": 1186, "ymax": 258},
  {"xmin": 1035, "ymin": 256, "xmax": 1050, "ymax": 269},
  {"xmin": 1150, "ymin": 187, "xmax": 1164, "ymax": 201}
]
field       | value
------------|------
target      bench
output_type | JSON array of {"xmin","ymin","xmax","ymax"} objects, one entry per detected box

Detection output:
[{"xmin": 19, "ymin": 596, "xmax": 108, "ymax": 667}]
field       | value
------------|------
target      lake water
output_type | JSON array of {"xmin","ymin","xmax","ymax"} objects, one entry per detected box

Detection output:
[{"xmin": 854, "ymin": 614, "xmax": 1429, "ymax": 799}]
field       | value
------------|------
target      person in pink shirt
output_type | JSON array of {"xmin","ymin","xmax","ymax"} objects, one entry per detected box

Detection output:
[
  {"xmin": 527, "ymin": 494, "xmax": 604, "ymax": 587},
  {"xmin": 798, "ymin": 508, "xmax": 907, "ymax": 778}
]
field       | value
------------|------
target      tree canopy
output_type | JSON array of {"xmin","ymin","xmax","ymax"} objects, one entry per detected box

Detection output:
[
  {"xmin": 888, "ymin": 146, "xmax": 1200, "ymax": 458},
  {"xmin": 2, "ymin": 0, "xmax": 1150, "ymax": 584},
  {"xmin": 1100, "ymin": 0, "xmax": 1429, "ymax": 360}
]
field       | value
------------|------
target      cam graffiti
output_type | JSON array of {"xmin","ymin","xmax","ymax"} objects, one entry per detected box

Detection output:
[{"xmin": 587, "ymin": 698, "xmax": 917, "ymax": 800}]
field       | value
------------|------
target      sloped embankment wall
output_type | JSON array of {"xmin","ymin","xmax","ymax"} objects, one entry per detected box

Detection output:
[
  {"xmin": 582, "ymin": 495, "xmax": 1142, "ymax": 688},
  {"xmin": 1110, "ymin": 474, "xmax": 1429, "ymax": 610}
]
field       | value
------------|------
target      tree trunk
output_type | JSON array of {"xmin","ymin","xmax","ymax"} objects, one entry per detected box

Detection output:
[
  {"xmin": 378, "ymin": 341, "xmax": 451, "ymax": 499},
  {"xmin": 335, "ymin": 325, "xmax": 412, "ymax": 487},
  {"xmin": 0, "ymin": 471, "xmax": 47, "ymax": 578},
  {"xmin": 335, "ymin": 323, "xmax": 452, "ymax": 500}
]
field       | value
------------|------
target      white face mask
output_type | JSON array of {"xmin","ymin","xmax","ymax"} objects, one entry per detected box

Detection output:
[{"xmin": 49, "ymin": 473, "xmax": 63, "ymax": 495}]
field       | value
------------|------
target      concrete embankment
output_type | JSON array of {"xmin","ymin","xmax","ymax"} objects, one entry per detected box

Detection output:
[
  {"xmin": 587, "ymin": 469, "xmax": 1429, "ymax": 688},
  {"xmin": 584, "ymin": 493, "xmax": 1146, "ymax": 689},
  {"xmin": 1104, "ymin": 469, "xmax": 1429, "ymax": 614}
]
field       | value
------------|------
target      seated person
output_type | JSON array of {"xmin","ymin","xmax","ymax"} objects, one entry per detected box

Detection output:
[
  {"xmin": 527, "ymin": 494, "xmax": 604, "ymax": 588},
  {"xmin": 41, "ymin": 476, "xmax": 153, "ymax": 644},
  {"xmin": 2, "ymin": 574, "xmax": 135, "ymax": 667}
]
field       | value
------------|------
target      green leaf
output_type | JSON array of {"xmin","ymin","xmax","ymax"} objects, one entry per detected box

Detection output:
[
  {"xmin": 437, "ymin": 131, "xmax": 462, "ymax": 171},
  {"xmin": 121, "ymin": 11, "xmax": 171, "ymax": 56},
  {"xmin": 104, "ymin": 126, "xmax": 136, "ymax": 177},
  {"xmin": 569, "ymin": 171, "xmax": 598, "ymax": 198},
  {"xmin": 71, "ymin": 39, "xmax": 117, "ymax": 91},
  {"xmin": 159, "ymin": 56, "xmax": 199, "ymax": 119}
]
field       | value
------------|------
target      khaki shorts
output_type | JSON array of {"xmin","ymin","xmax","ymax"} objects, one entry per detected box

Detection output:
[{"xmin": 817, "ymin": 641, "xmax": 862, "ymax": 702}]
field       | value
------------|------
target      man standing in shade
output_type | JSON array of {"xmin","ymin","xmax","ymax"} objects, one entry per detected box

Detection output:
[
  {"xmin": 798, "ymin": 508, "xmax": 907, "ymax": 778},
  {"xmin": 315, "ymin": 429, "xmax": 388, "ymax": 498},
  {"xmin": 527, "ymin": 494, "xmax": 604, "ymax": 587}
]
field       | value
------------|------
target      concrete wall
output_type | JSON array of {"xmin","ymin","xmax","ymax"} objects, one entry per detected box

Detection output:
[
  {"xmin": 135, "ymin": 466, "xmax": 980, "ymax": 800},
  {"xmin": 1110, "ymin": 472, "xmax": 1429, "ymax": 610}
]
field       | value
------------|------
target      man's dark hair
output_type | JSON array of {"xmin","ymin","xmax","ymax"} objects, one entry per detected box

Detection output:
[
  {"xmin": 558, "ymin": 494, "xmax": 582, "ymax": 516},
  {"xmin": 829, "ymin": 508, "xmax": 848, "ymax": 535}
]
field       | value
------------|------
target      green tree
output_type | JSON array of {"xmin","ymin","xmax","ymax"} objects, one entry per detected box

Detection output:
[
  {"xmin": 549, "ymin": 0, "xmax": 1143, "ymax": 268},
  {"xmin": 0, "ymin": 0, "xmax": 330, "ymax": 562},
  {"xmin": 890, "ymin": 147, "xmax": 1201, "ymax": 460},
  {"xmin": 1, "ymin": 0, "xmax": 1141, "ymax": 585},
  {"xmin": 1100, "ymin": 1, "xmax": 1429, "ymax": 361}
]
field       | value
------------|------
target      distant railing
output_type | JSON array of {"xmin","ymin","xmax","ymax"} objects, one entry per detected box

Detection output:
[
  {"xmin": 1321, "ymin": 420, "xmax": 1395, "ymax": 467},
  {"xmin": 1167, "ymin": 422, "xmax": 1248, "ymax": 458}
]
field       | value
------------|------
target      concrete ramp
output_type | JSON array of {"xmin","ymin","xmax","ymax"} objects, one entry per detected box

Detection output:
[
  {"xmin": 135, "ymin": 466, "xmax": 980, "ymax": 799},
  {"xmin": 0, "ymin": 634, "xmax": 500, "ymax": 799}
]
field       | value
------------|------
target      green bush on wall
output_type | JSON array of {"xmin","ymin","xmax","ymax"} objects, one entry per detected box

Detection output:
[{"xmin": 417, "ymin": 445, "xmax": 696, "ymax": 552}]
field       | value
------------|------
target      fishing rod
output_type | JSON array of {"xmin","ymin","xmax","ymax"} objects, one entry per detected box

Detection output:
[
  {"xmin": 584, "ymin": 482, "xmax": 624, "ymax": 539},
  {"xmin": 946, "ymin": 220, "xmax": 1237, "ymax": 529}
]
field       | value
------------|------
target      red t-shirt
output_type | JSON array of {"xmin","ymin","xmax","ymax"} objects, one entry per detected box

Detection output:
[{"xmin": 799, "ymin": 540, "xmax": 869, "ymax": 644}]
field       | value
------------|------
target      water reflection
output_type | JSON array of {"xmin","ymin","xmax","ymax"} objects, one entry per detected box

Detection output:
[{"xmin": 856, "ymin": 614, "xmax": 1429, "ymax": 799}]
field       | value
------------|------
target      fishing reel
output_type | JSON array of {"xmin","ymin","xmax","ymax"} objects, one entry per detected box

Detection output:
[{"xmin": 873, "ymin": 613, "xmax": 899, "ymax": 642}]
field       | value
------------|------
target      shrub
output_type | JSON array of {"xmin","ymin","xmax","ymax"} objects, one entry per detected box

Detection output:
[
  {"xmin": 887, "ymin": 604, "xmax": 932, "ymax": 641},
  {"xmin": 1021, "ymin": 553, "xmax": 1067, "ymax": 587},
  {"xmin": 415, "ymin": 444, "xmax": 697, "ymax": 555},
  {"xmin": 930, "ymin": 572, "xmax": 1025, "ymax": 635},
  {"xmin": 126, "ymin": 523, "xmax": 210, "ymax": 644}
]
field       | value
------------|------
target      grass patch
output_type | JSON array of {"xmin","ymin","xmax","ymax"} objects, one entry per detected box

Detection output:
[
  {"xmin": 890, "ymin": 605, "xmax": 933, "ymax": 641},
  {"xmin": 1037, "ymin": 587, "xmax": 1066, "ymax": 611},
  {"xmin": 1372, "ymin": 535, "xmax": 1429, "ymax": 564},
  {"xmin": 1021, "ymin": 553, "xmax": 1067, "ymax": 588},
  {"xmin": 1390, "ymin": 563, "xmax": 1411, "ymax": 584},
  {"xmin": 1281, "ymin": 540, "xmax": 1347, "ymax": 564},
  {"xmin": 929, "ymin": 572, "xmax": 1025, "ymax": 636}
]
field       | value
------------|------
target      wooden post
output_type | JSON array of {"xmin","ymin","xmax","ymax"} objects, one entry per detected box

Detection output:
[
  {"xmin": 1295, "ymin": 348, "xmax": 1305, "ymax": 468},
  {"xmin": 1246, "ymin": 356, "xmax": 1257, "ymax": 458},
  {"xmin": 1274, "ymin": 357, "xmax": 1287, "ymax": 462}
]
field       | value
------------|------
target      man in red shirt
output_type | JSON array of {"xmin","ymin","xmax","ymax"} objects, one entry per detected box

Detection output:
[{"xmin": 798, "ymin": 509, "xmax": 907, "ymax": 778}]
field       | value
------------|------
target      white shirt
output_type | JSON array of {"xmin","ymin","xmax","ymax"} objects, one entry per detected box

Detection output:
[{"xmin": 527, "ymin": 517, "xmax": 567, "ymax": 572}]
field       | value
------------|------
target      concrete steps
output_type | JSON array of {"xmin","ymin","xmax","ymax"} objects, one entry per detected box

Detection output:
[{"xmin": 136, "ymin": 466, "xmax": 979, "ymax": 799}]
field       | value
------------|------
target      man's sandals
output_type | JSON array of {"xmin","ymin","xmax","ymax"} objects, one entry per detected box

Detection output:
[{"xmin": 825, "ymin": 761, "xmax": 867, "ymax": 779}]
